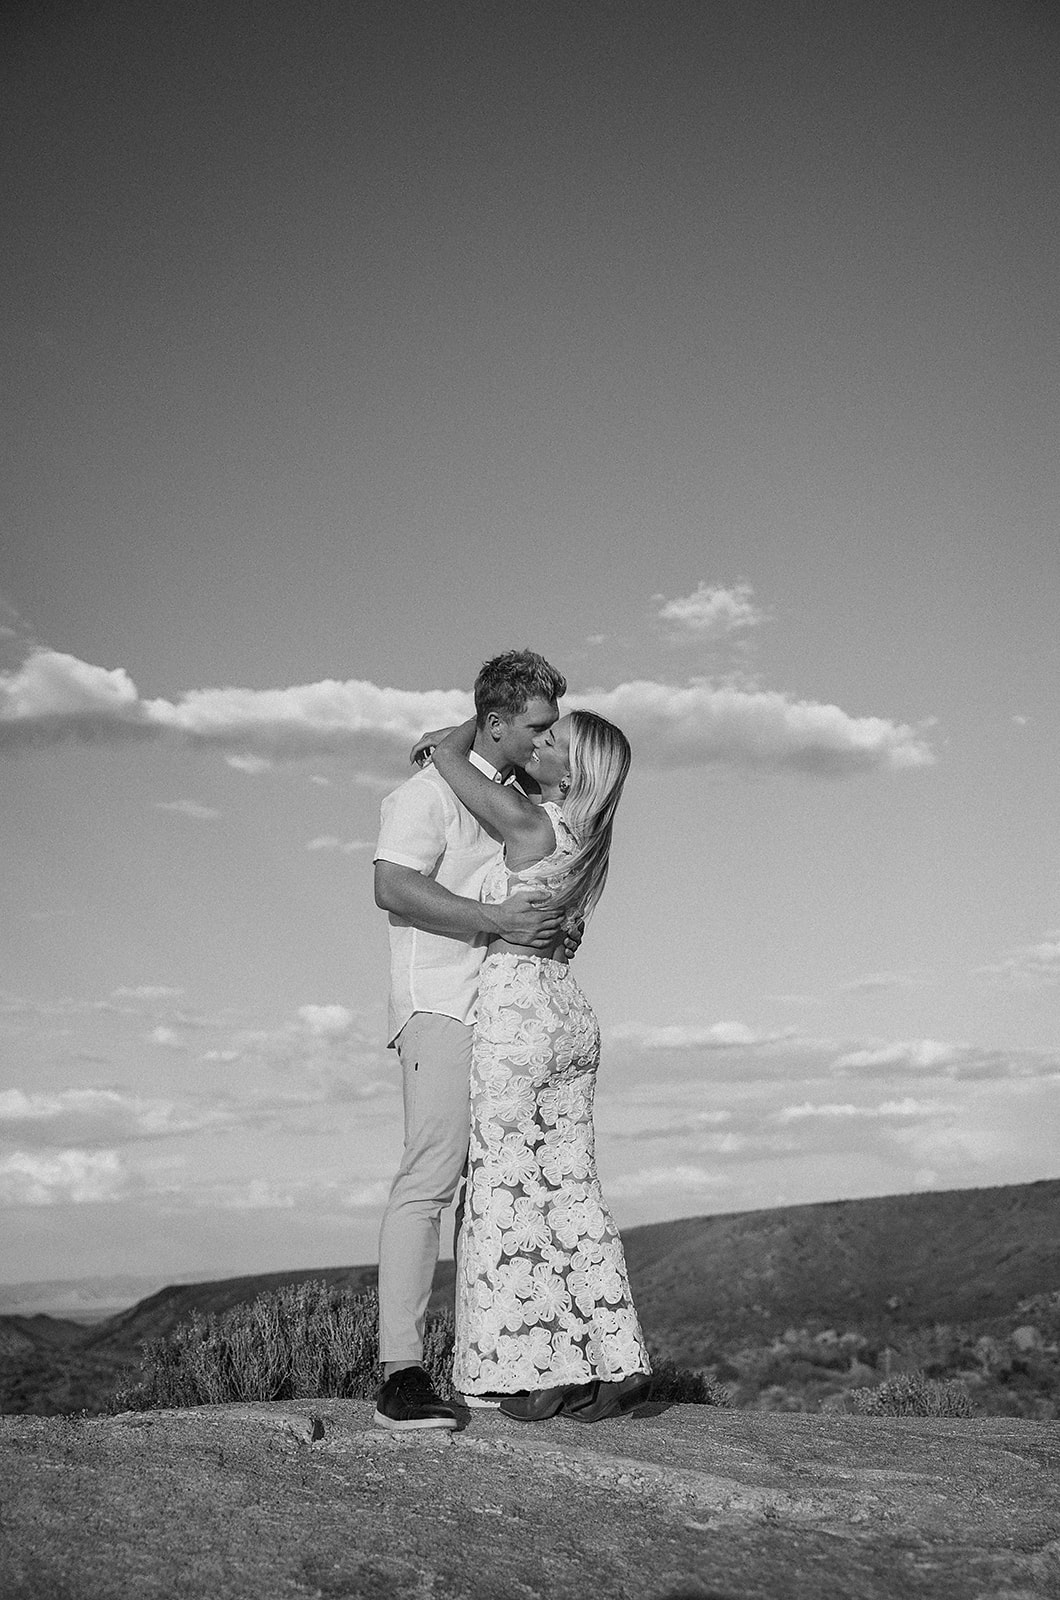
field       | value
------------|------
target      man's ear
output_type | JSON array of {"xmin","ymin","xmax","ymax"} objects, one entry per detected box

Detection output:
[{"xmin": 485, "ymin": 711, "xmax": 505, "ymax": 742}]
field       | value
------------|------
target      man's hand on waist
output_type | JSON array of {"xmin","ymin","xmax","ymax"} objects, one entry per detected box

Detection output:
[{"xmin": 485, "ymin": 890, "xmax": 565, "ymax": 949}]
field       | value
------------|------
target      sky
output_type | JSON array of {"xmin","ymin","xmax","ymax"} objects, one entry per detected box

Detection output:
[{"xmin": 2, "ymin": 0, "xmax": 1058, "ymax": 1288}]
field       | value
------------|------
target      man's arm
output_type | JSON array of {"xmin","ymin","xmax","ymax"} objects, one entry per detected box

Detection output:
[{"xmin": 374, "ymin": 861, "xmax": 565, "ymax": 949}]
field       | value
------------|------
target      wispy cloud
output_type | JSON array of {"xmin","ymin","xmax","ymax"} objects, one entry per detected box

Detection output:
[
  {"xmin": 612, "ymin": 1020, "xmax": 795, "ymax": 1050},
  {"xmin": 607, "ymin": 1163, "xmax": 728, "ymax": 1199},
  {"xmin": 306, "ymin": 836, "xmax": 374, "ymax": 854},
  {"xmin": 608, "ymin": 1018, "xmax": 1060, "ymax": 1090},
  {"xmin": 774, "ymin": 1097, "xmax": 944, "ymax": 1123},
  {"xmin": 0, "ymin": 1087, "xmax": 237, "ymax": 1145},
  {"xmin": 657, "ymin": 582, "xmax": 765, "ymax": 639},
  {"xmin": 979, "ymin": 933, "xmax": 1060, "ymax": 989},
  {"xmin": 154, "ymin": 800, "xmax": 221, "ymax": 820},
  {"xmin": 834, "ymin": 1039, "xmax": 970, "ymax": 1075},
  {"xmin": 113, "ymin": 985, "xmax": 185, "ymax": 1001},
  {"xmin": 224, "ymin": 754, "xmax": 273, "ymax": 774},
  {"xmin": 1, "ymin": 648, "xmax": 934, "ymax": 777},
  {"xmin": 837, "ymin": 972, "xmax": 923, "ymax": 995}
]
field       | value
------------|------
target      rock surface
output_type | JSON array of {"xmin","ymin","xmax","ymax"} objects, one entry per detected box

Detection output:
[{"xmin": 1, "ymin": 1400, "xmax": 1058, "ymax": 1598}]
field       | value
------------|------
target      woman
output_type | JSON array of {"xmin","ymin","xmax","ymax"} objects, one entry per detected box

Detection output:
[{"xmin": 429, "ymin": 709, "xmax": 651, "ymax": 1423}]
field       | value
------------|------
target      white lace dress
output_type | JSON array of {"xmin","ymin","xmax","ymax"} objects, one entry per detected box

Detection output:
[{"xmin": 452, "ymin": 802, "xmax": 651, "ymax": 1396}]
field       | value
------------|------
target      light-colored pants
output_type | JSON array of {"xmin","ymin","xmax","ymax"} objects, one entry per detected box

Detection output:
[{"xmin": 377, "ymin": 1012, "xmax": 472, "ymax": 1364}]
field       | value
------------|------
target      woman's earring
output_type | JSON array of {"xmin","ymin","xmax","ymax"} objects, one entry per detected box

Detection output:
[{"xmin": 559, "ymin": 778, "xmax": 571, "ymax": 795}]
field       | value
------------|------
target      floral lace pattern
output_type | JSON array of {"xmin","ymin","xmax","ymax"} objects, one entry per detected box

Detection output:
[{"xmin": 453, "ymin": 805, "xmax": 650, "ymax": 1395}]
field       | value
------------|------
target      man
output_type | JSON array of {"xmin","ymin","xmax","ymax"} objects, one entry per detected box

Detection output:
[{"xmin": 372, "ymin": 650, "xmax": 568, "ymax": 1430}]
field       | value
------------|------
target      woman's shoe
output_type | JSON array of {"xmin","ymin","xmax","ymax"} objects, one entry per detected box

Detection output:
[
  {"xmin": 499, "ymin": 1385, "xmax": 577, "ymax": 1421},
  {"xmin": 562, "ymin": 1372, "xmax": 652, "ymax": 1423}
]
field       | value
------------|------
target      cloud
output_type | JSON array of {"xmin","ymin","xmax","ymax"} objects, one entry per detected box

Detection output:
[
  {"xmin": 155, "ymin": 800, "xmax": 221, "ymax": 820},
  {"xmin": 0, "ymin": 648, "xmax": 472, "ymax": 761},
  {"xmin": 834, "ymin": 1039, "xmax": 967, "ymax": 1074},
  {"xmin": 306, "ymin": 836, "xmax": 374, "ymax": 854},
  {"xmin": 612, "ymin": 1020, "xmax": 794, "ymax": 1050},
  {"xmin": 774, "ymin": 1097, "xmax": 943, "ymax": 1123},
  {"xmin": 837, "ymin": 972, "xmax": 922, "ymax": 995},
  {"xmin": 203, "ymin": 1179, "xmax": 297, "ymax": 1211},
  {"xmin": 831, "ymin": 1037, "xmax": 1060, "ymax": 1083},
  {"xmin": 1, "ymin": 648, "xmax": 933, "ymax": 777},
  {"xmin": 606, "ymin": 1163, "xmax": 728, "ymax": 1199},
  {"xmin": 0, "ymin": 1086, "xmax": 238, "ymax": 1144},
  {"xmin": 149, "ymin": 1025, "xmax": 185, "ymax": 1049},
  {"xmin": 341, "ymin": 1179, "xmax": 392, "ymax": 1210},
  {"xmin": 113, "ymin": 985, "xmax": 185, "ymax": 1001},
  {"xmin": 575, "ymin": 681, "xmax": 934, "ymax": 774},
  {"xmin": 0, "ymin": 651, "xmax": 142, "ymax": 739},
  {"xmin": 0, "ymin": 1148, "xmax": 128, "ymax": 1205},
  {"xmin": 657, "ymin": 582, "xmax": 765, "ymax": 638},
  {"xmin": 298, "ymin": 1004, "xmax": 355, "ymax": 1039},
  {"xmin": 980, "ymin": 933, "xmax": 1060, "ymax": 989},
  {"xmin": 608, "ymin": 1015, "xmax": 1060, "ymax": 1099},
  {"xmin": 224, "ymin": 754, "xmax": 273, "ymax": 774}
]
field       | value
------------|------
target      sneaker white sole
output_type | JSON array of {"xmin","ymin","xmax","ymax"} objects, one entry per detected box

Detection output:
[{"xmin": 373, "ymin": 1409, "xmax": 458, "ymax": 1431}]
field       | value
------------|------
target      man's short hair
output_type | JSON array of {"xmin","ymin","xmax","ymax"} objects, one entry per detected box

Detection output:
[{"xmin": 474, "ymin": 650, "xmax": 567, "ymax": 727}]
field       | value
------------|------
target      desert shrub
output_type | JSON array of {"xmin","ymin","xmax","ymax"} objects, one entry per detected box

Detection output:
[
  {"xmin": 113, "ymin": 1280, "xmax": 730, "ymax": 1413},
  {"xmin": 849, "ymin": 1369, "xmax": 974, "ymax": 1419},
  {"xmin": 646, "ymin": 1354, "xmax": 730, "ymax": 1406},
  {"xmin": 113, "ymin": 1282, "xmax": 454, "ymax": 1412}
]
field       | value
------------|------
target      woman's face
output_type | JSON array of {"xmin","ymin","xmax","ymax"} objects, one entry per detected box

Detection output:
[{"xmin": 526, "ymin": 713, "xmax": 571, "ymax": 790}]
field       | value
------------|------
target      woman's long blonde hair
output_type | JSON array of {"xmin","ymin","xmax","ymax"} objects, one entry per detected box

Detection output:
[{"xmin": 552, "ymin": 710, "xmax": 631, "ymax": 921}]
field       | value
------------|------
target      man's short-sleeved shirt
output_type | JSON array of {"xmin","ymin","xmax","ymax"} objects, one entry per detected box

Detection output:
[{"xmin": 375, "ymin": 752, "xmax": 503, "ymax": 1045}]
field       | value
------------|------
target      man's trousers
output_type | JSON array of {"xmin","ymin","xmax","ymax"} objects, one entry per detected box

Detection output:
[{"xmin": 376, "ymin": 1011, "xmax": 472, "ymax": 1364}]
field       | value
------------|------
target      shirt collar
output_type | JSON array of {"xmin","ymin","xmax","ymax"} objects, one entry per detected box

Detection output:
[{"xmin": 468, "ymin": 749, "xmax": 504, "ymax": 783}]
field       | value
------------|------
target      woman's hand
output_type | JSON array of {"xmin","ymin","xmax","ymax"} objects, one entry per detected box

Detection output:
[
  {"xmin": 410, "ymin": 726, "xmax": 457, "ymax": 767},
  {"xmin": 562, "ymin": 914, "xmax": 585, "ymax": 961}
]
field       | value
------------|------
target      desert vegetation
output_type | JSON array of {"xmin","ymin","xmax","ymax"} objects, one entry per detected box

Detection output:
[
  {"xmin": 112, "ymin": 1281, "xmax": 728, "ymax": 1412},
  {"xmin": 669, "ymin": 1292, "xmax": 1060, "ymax": 1419}
]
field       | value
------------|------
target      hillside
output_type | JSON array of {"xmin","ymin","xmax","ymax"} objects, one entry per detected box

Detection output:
[
  {"xmin": 80, "ymin": 1264, "xmax": 381, "ymax": 1356},
  {"xmin": 619, "ymin": 1176, "xmax": 1060, "ymax": 1358},
  {"xmin": 2, "ymin": 1177, "xmax": 1057, "ymax": 1416}
]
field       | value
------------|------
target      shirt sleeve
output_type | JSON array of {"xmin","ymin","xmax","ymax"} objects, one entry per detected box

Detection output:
[{"xmin": 375, "ymin": 778, "xmax": 448, "ymax": 873}]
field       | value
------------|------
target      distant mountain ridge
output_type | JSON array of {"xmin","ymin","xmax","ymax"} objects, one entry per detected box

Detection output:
[
  {"xmin": 0, "ymin": 1274, "xmax": 174, "ymax": 1319},
  {"xmin": 2, "ymin": 1177, "xmax": 1057, "ymax": 1414}
]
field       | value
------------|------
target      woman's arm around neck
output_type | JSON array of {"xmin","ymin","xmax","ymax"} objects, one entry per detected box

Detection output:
[{"xmin": 432, "ymin": 718, "xmax": 555, "ymax": 861}]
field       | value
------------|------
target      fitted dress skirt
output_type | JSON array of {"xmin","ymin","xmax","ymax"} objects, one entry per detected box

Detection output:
[{"xmin": 452, "ymin": 950, "xmax": 650, "ymax": 1396}]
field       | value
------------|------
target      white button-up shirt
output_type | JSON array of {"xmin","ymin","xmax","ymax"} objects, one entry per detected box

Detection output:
[{"xmin": 375, "ymin": 751, "xmax": 504, "ymax": 1045}]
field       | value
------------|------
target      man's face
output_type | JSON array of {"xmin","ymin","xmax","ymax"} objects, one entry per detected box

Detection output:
[{"xmin": 491, "ymin": 695, "xmax": 559, "ymax": 770}]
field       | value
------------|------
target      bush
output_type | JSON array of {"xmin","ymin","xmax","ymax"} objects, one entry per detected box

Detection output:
[
  {"xmin": 113, "ymin": 1280, "xmax": 728, "ymax": 1413},
  {"xmin": 646, "ymin": 1354, "xmax": 730, "ymax": 1406},
  {"xmin": 114, "ymin": 1282, "xmax": 454, "ymax": 1412},
  {"xmin": 849, "ymin": 1370, "xmax": 974, "ymax": 1418}
]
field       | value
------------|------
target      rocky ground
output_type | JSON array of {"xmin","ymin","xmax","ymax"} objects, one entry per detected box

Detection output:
[{"xmin": 1, "ymin": 1399, "xmax": 1058, "ymax": 1598}]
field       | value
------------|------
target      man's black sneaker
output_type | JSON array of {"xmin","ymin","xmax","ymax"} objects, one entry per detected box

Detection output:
[{"xmin": 373, "ymin": 1366, "xmax": 458, "ymax": 1431}]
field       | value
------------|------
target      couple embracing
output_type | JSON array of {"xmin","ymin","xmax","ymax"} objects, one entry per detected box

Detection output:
[{"xmin": 373, "ymin": 650, "xmax": 650, "ymax": 1429}]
